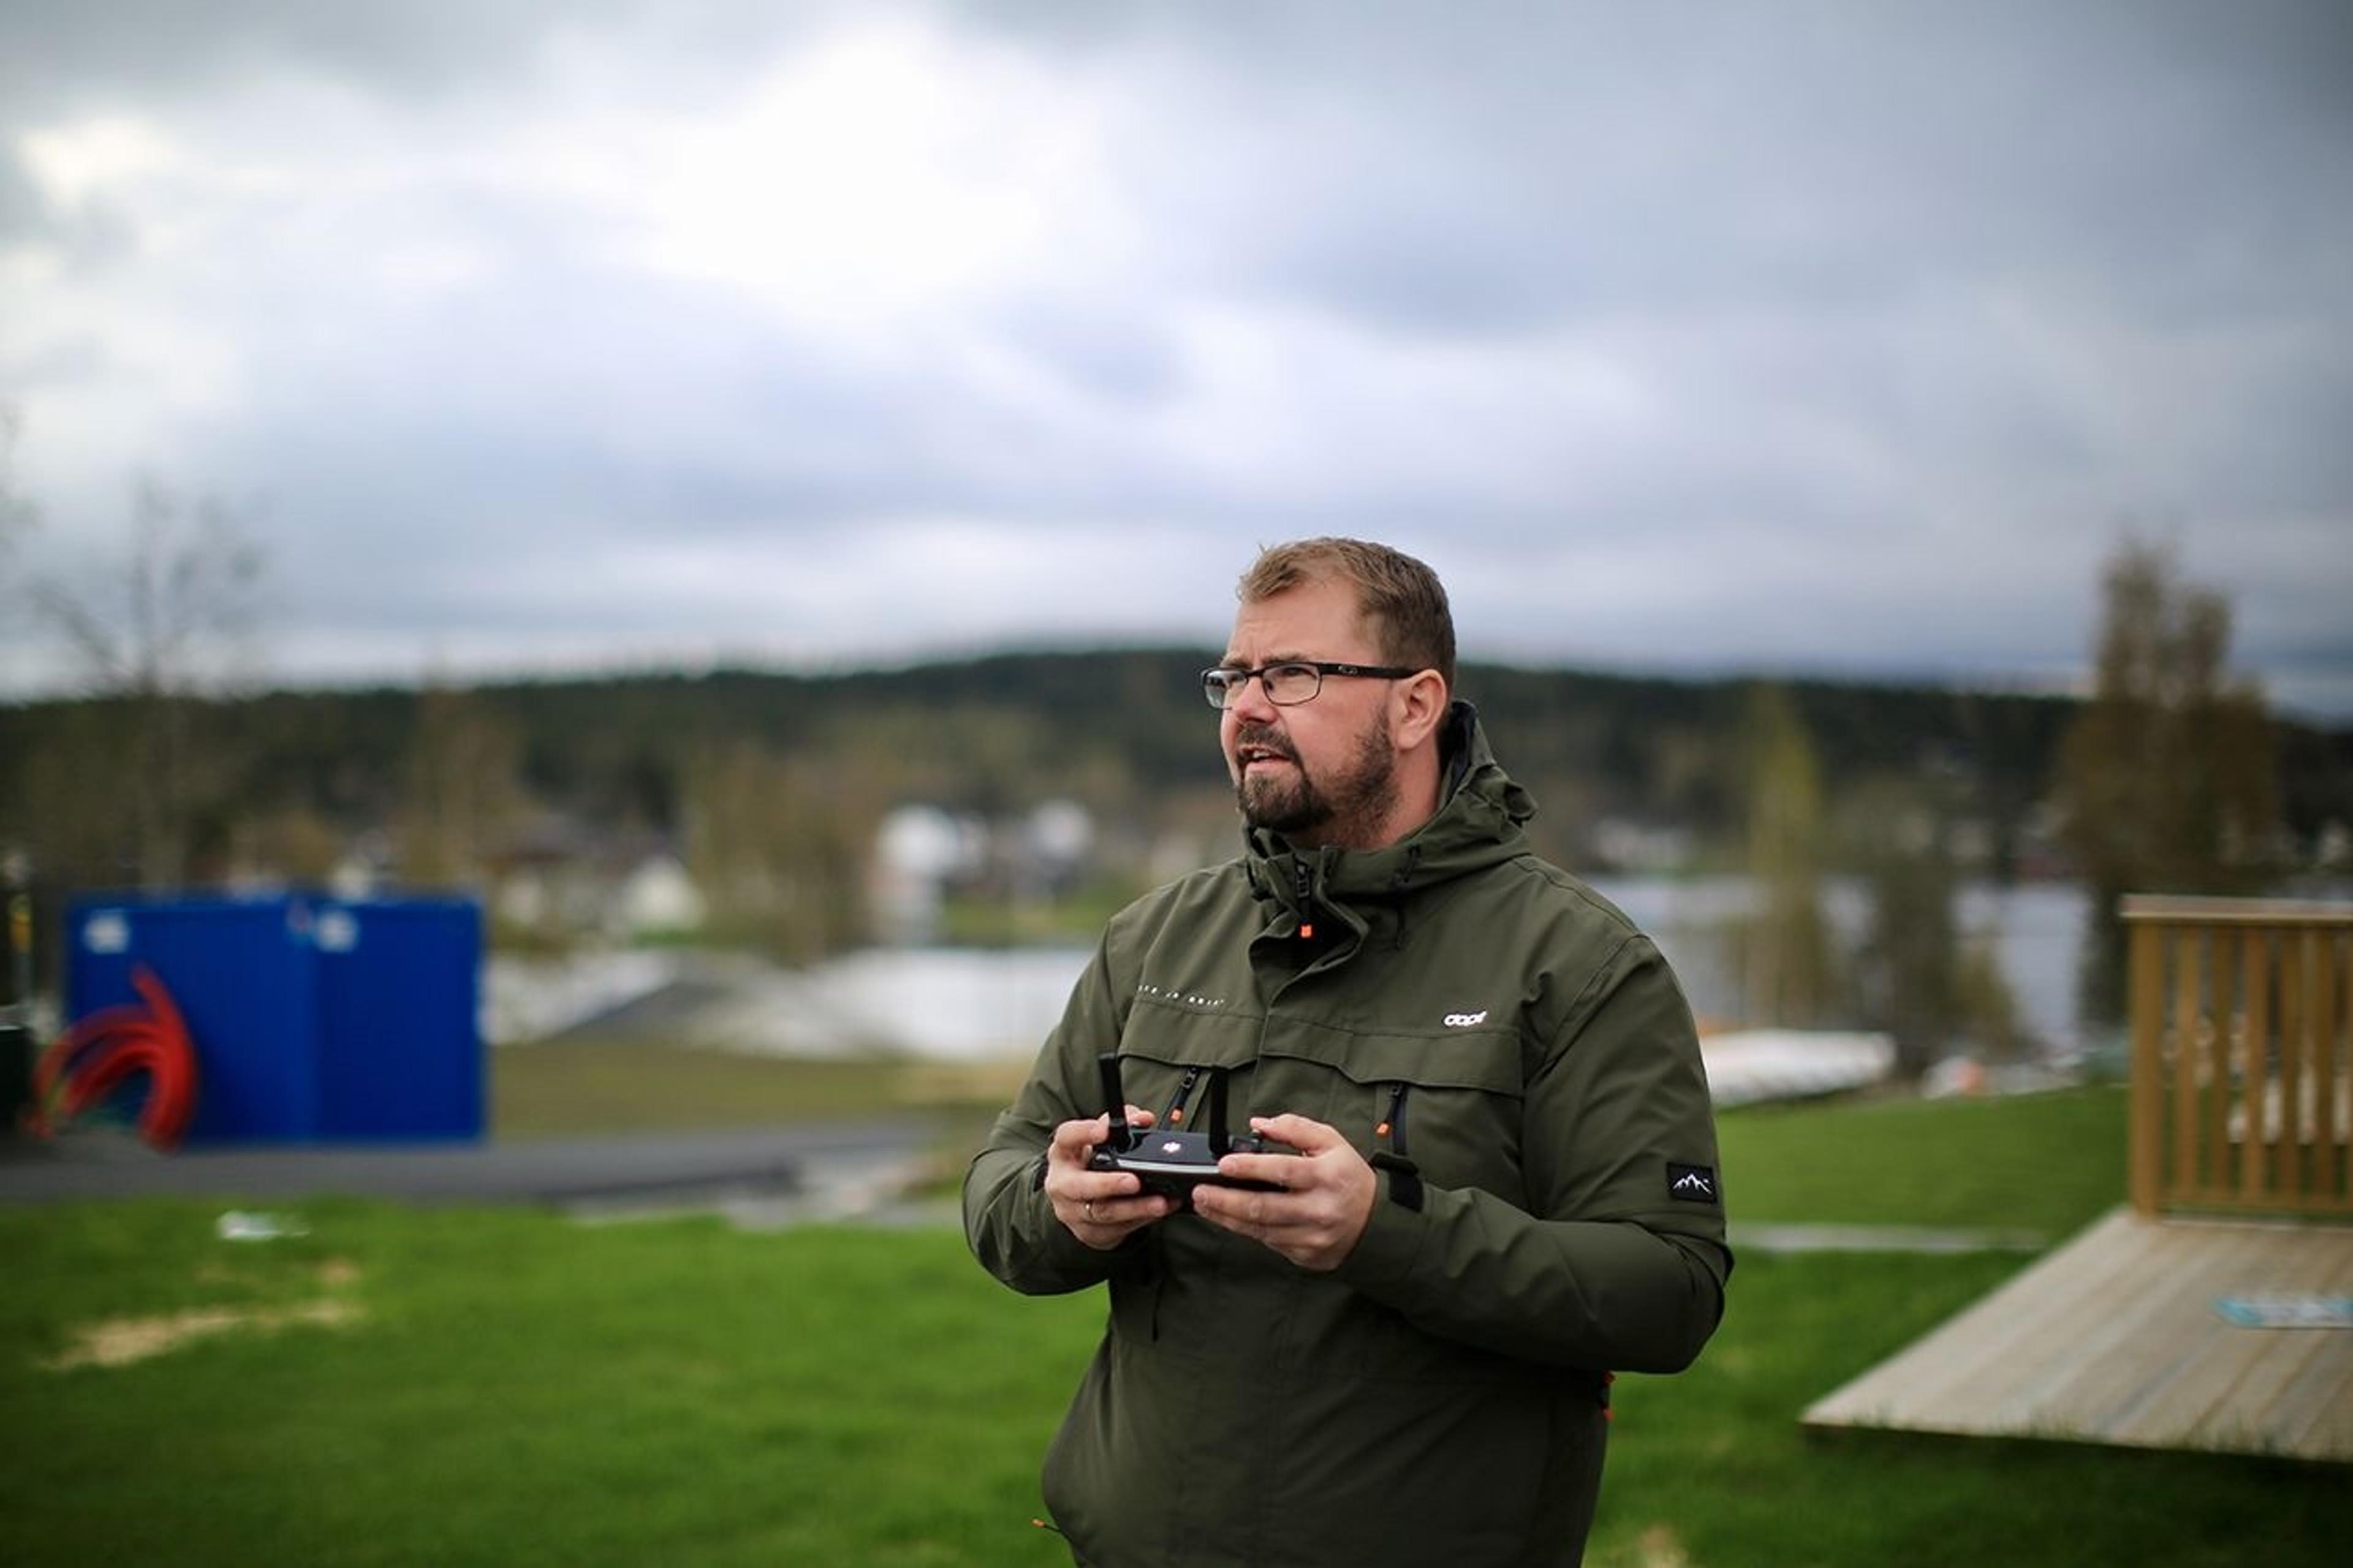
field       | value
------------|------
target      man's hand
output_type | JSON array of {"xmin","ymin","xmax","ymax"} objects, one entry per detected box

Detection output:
[
  {"xmin": 1191, "ymin": 1113, "xmax": 1376, "ymax": 1272},
  {"xmin": 1045, "ymin": 1108, "xmax": 1174, "ymax": 1249}
]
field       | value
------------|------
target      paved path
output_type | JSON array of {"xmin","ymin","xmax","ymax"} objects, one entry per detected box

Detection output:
[
  {"xmin": 6, "ymin": 1132, "xmax": 2068, "ymax": 1248},
  {"xmin": 0, "ymin": 1119, "xmax": 944, "ymax": 1214},
  {"xmin": 1730, "ymin": 1222, "xmax": 2050, "ymax": 1255}
]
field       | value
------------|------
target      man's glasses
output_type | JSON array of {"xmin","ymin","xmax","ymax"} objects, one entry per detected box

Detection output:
[{"xmin": 1200, "ymin": 661, "xmax": 1422, "ymax": 710}]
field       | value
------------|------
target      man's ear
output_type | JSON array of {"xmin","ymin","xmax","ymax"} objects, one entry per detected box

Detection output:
[{"xmin": 1391, "ymin": 670, "xmax": 1449, "ymax": 750}]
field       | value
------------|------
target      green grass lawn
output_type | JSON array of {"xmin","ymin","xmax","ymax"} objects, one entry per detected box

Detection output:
[
  {"xmin": 1, "ymin": 1203, "xmax": 1091, "ymax": 1566},
  {"xmin": 1716, "ymin": 1085, "xmax": 2130, "ymax": 1235},
  {"xmin": 1597, "ymin": 1246, "xmax": 2343, "ymax": 1567},
  {"xmin": 496, "ymin": 1041, "xmax": 931, "ymax": 1136},
  {"xmin": 488, "ymin": 1040, "xmax": 1021, "ymax": 1180},
  {"xmin": 5, "ymin": 1085, "xmax": 2344, "ymax": 1564}
]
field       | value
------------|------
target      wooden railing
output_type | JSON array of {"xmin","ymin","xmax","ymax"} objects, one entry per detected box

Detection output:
[{"xmin": 2126, "ymin": 896, "xmax": 2352, "ymax": 1218}]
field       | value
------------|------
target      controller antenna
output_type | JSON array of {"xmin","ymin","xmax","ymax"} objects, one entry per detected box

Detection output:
[
  {"xmin": 1096, "ymin": 1053, "xmax": 1133, "ymax": 1151},
  {"xmin": 1205, "ymin": 1067, "xmax": 1232, "ymax": 1157}
]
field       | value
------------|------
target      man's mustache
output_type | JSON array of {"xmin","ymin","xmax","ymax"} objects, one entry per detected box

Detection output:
[{"xmin": 1232, "ymin": 724, "xmax": 1298, "ymax": 763}]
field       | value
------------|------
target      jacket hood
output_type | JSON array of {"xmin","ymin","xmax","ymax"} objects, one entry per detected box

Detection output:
[{"xmin": 1243, "ymin": 702, "xmax": 1536, "ymax": 932}]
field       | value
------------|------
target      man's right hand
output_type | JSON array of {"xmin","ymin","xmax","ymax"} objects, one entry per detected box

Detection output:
[{"xmin": 1046, "ymin": 1108, "xmax": 1175, "ymax": 1249}]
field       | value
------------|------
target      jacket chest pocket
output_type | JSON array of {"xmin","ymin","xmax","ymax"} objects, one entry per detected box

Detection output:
[
  {"xmin": 1117, "ymin": 1001, "xmax": 1529, "ymax": 1203},
  {"xmin": 1260, "ymin": 1025, "xmax": 1528, "ymax": 1205},
  {"xmin": 1112, "ymin": 998, "xmax": 1265, "ymax": 1126}
]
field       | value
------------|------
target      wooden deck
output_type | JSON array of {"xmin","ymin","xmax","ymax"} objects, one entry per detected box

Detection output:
[{"xmin": 1802, "ymin": 1208, "xmax": 2353, "ymax": 1463}]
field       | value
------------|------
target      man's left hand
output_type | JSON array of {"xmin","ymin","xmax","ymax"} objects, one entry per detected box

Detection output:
[{"xmin": 1191, "ymin": 1113, "xmax": 1376, "ymax": 1272}]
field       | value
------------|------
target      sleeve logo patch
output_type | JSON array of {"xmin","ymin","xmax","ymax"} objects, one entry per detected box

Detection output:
[{"xmin": 1668, "ymin": 1163, "xmax": 1718, "ymax": 1203}]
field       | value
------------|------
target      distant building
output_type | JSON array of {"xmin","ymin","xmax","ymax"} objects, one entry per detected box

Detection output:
[
  {"xmin": 608, "ymin": 853, "xmax": 707, "ymax": 939},
  {"xmin": 868, "ymin": 800, "xmax": 1099, "ymax": 945},
  {"xmin": 871, "ymin": 804, "xmax": 980, "ymax": 945},
  {"xmin": 1591, "ymin": 817, "xmax": 1695, "ymax": 874}
]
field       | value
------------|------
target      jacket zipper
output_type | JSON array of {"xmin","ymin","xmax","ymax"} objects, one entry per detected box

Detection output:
[
  {"xmin": 1373, "ymin": 1083, "xmax": 1423, "ymax": 1210},
  {"xmin": 1162, "ymin": 1064, "xmax": 1205, "ymax": 1127}
]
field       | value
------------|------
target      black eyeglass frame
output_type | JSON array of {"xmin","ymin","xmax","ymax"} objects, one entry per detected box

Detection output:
[{"xmin": 1199, "ymin": 660, "xmax": 1424, "ymax": 710}]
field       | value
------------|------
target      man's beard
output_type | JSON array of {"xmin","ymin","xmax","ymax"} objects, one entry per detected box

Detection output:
[{"xmin": 1233, "ymin": 716, "xmax": 1398, "ymax": 849}]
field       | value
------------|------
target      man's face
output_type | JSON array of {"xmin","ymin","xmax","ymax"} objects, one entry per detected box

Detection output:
[{"xmin": 1219, "ymin": 577, "xmax": 1401, "ymax": 849}]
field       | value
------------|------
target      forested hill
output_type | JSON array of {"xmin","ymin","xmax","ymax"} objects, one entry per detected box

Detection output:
[
  {"xmin": 367, "ymin": 648, "xmax": 2349, "ymax": 850},
  {"xmin": 6, "ymin": 648, "xmax": 2347, "ymax": 896}
]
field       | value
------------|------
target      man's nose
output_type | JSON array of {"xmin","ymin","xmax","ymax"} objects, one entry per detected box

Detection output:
[{"xmin": 1226, "ymin": 670, "xmax": 1281, "ymax": 721}]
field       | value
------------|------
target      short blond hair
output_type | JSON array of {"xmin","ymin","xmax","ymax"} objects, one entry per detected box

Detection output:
[{"xmin": 1238, "ymin": 537, "xmax": 1456, "ymax": 691}]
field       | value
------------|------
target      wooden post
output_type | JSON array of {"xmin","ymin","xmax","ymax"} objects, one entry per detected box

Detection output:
[
  {"xmin": 2333, "ymin": 930, "xmax": 2347, "ymax": 1206},
  {"xmin": 2238, "ymin": 927, "xmax": 2269, "ymax": 1205},
  {"xmin": 2278, "ymin": 933, "xmax": 2305, "ymax": 1202},
  {"xmin": 2310, "ymin": 928, "xmax": 2339, "ymax": 1205},
  {"xmin": 2170, "ymin": 929, "xmax": 2203, "ymax": 1206},
  {"xmin": 2129, "ymin": 918, "xmax": 2165, "ymax": 1218},
  {"xmin": 2203, "ymin": 937, "xmax": 2231, "ymax": 1200}
]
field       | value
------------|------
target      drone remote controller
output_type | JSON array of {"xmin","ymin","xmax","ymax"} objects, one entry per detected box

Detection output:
[{"xmin": 1087, "ymin": 1053, "xmax": 1288, "ymax": 1206}]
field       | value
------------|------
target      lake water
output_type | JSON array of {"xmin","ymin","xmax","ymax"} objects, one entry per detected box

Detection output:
[
  {"xmin": 1583, "ymin": 874, "xmax": 2096, "ymax": 1056},
  {"xmin": 493, "ymin": 876, "xmax": 2104, "ymax": 1061}
]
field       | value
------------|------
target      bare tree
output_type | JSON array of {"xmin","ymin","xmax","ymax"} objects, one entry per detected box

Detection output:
[
  {"xmin": 37, "ymin": 479, "xmax": 265, "ymax": 695},
  {"xmin": 0, "ymin": 405, "xmax": 35, "ymax": 616},
  {"xmin": 0, "ymin": 405, "xmax": 29, "ymax": 522},
  {"xmin": 29, "ymin": 477, "xmax": 267, "ymax": 887}
]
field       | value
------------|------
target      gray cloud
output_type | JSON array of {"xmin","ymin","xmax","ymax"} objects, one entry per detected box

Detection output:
[
  {"xmin": 0, "ymin": 145, "xmax": 47, "ymax": 241},
  {"xmin": 0, "ymin": 1, "xmax": 816, "ymax": 114},
  {"xmin": 1, "ymin": 0, "xmax": 2347, "ymax": 715}
]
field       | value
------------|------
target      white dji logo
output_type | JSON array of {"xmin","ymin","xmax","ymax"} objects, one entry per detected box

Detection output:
[{"xmin": 1442, "ymin": 1010, "xmax": 1488, "ymax": 1028}]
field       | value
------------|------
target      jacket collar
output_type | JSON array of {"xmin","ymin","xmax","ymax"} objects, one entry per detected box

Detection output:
[{"xmin": 1242, "ymin": 702, "xmax": 1533, "ymax": 931}]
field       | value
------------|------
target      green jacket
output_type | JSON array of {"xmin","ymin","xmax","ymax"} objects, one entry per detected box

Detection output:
[{"xmin": 964, "ymin": 706, "xmax": 1730, "ymax": 1566}]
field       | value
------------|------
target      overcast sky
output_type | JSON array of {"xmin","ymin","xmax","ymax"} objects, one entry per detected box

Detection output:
[{"xmin": 2, "ymin": 1, "xmax": 2349, "ymax": 717}]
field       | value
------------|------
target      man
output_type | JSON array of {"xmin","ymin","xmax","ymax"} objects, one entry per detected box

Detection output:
[{"xmin": 964, "ymin": 538, "xmax": 1729, "ymax": 1566}]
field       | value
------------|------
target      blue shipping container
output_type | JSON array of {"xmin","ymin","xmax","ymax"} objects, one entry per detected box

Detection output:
[
  {"xmin": 66, "ymin": 892, "xmax": 483, "ymax": 1145},
  {"xmin": 312, "ymin": 898, "xmax": 483, "ymax": 1140}
]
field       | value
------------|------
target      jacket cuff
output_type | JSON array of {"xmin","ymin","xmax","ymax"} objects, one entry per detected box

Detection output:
[{"xmin": 1338, "ymin": 1168, "xmax": 1431, "ymax": 1290}]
